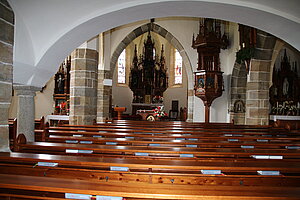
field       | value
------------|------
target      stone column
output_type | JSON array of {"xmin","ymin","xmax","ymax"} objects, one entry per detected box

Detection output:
[
  {"xmin": 97, "ymin": 32, "xmax": 112, "ymax": 122},
  {"xmin": 0, "ymin": 0, "xmax": 14, "ymax": 151},
  {"xmin": 97, "ymin": 70, "xmax": 112, "ymax": 122},
  {"xmin": 245, "ymin": 30, "xmax": 276, "ymax": 125},
  {"xmin": 69, "ymin": 48, "xmax": 98, "ymax": 125},
  {"xmin": 14, "ymin": 85, "xmax": 41, "ymax": 142}
]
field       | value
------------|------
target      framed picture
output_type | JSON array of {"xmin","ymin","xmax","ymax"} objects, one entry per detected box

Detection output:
[{"xmin": 145, "ymin": 95, "xmax": 151, "ymax": 104}]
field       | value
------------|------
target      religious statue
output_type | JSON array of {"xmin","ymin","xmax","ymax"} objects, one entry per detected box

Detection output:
[
  {"xmin": 283, "ymin": 77, "xmax": 289, "ymax": 96},
  {"xmin": 57, "ymin": 74, "xmax": 65, "ymax": 94}
]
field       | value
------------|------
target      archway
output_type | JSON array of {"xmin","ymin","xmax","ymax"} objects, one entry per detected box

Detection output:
[
  {"xmin": 9, "ymin": 1, "xmax": 300, "ymax": 88},
  {"xmin": 110, "ymin": 22, "xmax": 194, "ymax": 121}
]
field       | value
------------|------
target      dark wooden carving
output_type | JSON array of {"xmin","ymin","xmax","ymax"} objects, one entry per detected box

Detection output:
[
  {"xmin": 193, "ymin": 18, "xmax": 228, "ymax": 123},
  {"xmin": 129, "ymin": 31, "xmax": 168, "ymax": 104},
  {"xmin": 270, "ymin": 50, "xmax": 300, "ymax": 115},
  {"xmin": 53, "ymin": 56, "xmax": 71, "ymax": 115}
]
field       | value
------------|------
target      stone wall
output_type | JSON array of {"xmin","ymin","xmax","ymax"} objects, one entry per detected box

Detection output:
[
  {"xmin": 0, "ymin": 0, "xmax": 14, "ymax": 151},
  {"xmin": 245, "ymin": 30, "xmax": 276, "ymax": 125},
  {"xmin": 69, "ymin": 49, "xmax": 98, "ymax": 125},
  {"xmin": 230, "ymin": 62, "xmax": 247, "ymax": 124},
  {"xmin": 97, "ymin": 70, "xmax": 112, "ymax": 122}
]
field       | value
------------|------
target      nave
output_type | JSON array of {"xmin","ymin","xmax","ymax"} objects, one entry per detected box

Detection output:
[{"xmin": 1, "ymin": 119, "xmax": 300, "ymax": 199}]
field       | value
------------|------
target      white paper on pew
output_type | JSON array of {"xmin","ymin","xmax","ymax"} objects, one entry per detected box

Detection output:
[
  {"xmin": 277, "ymin": 134, "xmax": 287, "ymax": 137},
  {"xmin": 37, "ymin": 162, "xmax": 58, "ymax": 167},
  {"xmin": 65, "ymin": 193, "xmax": 91, "ymax": 199},
  {"xmin": 175, "ymin": 138, "xmax": 185, "ymax": 140},
  {"xmin": 110, "ymin": 166, "xmax": 129, "ymax": 171},
  {"xmin": 257, "ymin": 139, "xmax": 268, "ymax": 142},
  {"xmin": 73, "ymin": 134, "xmax": 83, "ymax": 137},
  {"xmin": 183, "ymin": 134, "xmax": 191, "ymax": 136},
  {"xmin": 269, "ymin": 155, "xmax": 283, "ymax": 159},
  {"xmin": 80, "ymin": 141, "xmax": 93, "ymax": 144},
  {"xmin": 286, "ymin": 146, "xmax": 300, "ymax": 149},
  {"xmin": 257, "ymin": 171, "xmax": 280, "ymax": 176},
  {"xmin": 241, "ymin": 145, "xmax": 254, "ymax": 149},
  {"xmin": 224, "ymin": 134, "xmax": 233, "ymax": 137},
  {"xmin": 186, "ymin": 145, "xmax": 197, "ymax": 148},
  {"xmin": 188, "ymin": 138, "xmax": 198, "ymax": 141},
  {"xmin": 78, "ymin": 150, "xmax": 93, "ymax": 154},
  {"xmin": 125, "ymin": 136, "xmax": 134, "ymax": 139},
  {"xmin": 201, "ymin": 170, "xmax": 222, "ymax": 175},
  {"xmin": 106, "ymin": 142, "xmax": 117, "ymax": 145},
  {"xmin": 77, "ymin": 130, "xmax": 85, "ymax": 132},
  {"xmin": 96, "ymin": 196, "xmax": 123, "ymax": 200},
  {"xmin": 180, "ymin": 154, "xmax": 194, "ymax": 158},
  {"xmin": 98, "ymin": 131, "xmax": 107, "ymax": 133},
  {"xmin": 252, "ymin": 155, "xmax": 269, "ymax": 159},
  {"xmin": 228, "ymin": 139, "xmax": 239, "ymax": 142},
  {"xmin": 66, "ymin": 149, "xmax": 79, "ymax": 153},
  {"xmin": 66, "ymin": 140, "xmax": 78, "ymax": 144},
  {"xmin": 135, "ymin": 152, "xmax": 149, "ymax": 156},
  {"xmin": 149, "ymin": 143, "xmax": 160, "ymax": 146},
  {"xmin": 93, "ymin": 135, "xmax": 102, "ymax": 138}
]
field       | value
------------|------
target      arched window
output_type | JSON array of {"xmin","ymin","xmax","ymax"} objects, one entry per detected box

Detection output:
[
  {"xmin": 174, "ymin": 49, "xmax": 182, "ymax": 84},
  {"xmin": 117, "ymin": 49, "xmax": 126, "ymax": 84}
]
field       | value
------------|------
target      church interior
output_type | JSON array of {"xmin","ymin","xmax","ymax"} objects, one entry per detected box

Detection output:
[{"xmin": 1, "ymin": 0, "xmax": 300, "ymax": 199}]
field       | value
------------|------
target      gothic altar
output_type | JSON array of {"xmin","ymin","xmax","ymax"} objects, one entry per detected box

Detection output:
[{"xmin": 129, "ymin": 31, "xmax": 168, "ymax": 115}]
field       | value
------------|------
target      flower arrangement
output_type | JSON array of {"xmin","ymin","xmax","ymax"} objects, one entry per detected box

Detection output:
[{"xmin": 152, "ymin": 106, "xmax": 167, "ymax": 118}]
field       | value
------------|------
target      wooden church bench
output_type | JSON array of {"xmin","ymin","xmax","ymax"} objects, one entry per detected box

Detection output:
[
  {"xmin": 8, "ymin": 118, "xmax": 17, "ymax": 151},
  {"xmin": 0, "ymin": 173, "xmax": 300, "ymax": 199},
  {"xmin": 44, "ymin": 125, "xmax": 298, "ymax": 138},
  {"xmin": 44, "ymin": 129, "xmax": 300, "ymax": 146},
  {"xmin": 0, "ymin": 152, "xmax": 300, "ymax": 187},
  {"xmin": 46, "ymin": 134, "xmax": 300, "ymax": 150},
  {"xmin": 15, "ymin": 134, "xmax": 300, "ymax": 160}
]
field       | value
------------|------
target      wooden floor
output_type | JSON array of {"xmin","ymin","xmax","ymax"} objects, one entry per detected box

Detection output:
[{"xmin": 2, "ymin": 119, "xmax": 300, "ymax": 199}]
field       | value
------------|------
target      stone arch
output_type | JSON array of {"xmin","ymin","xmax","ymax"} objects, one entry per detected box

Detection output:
[
  {"xmin": 230, "ymin": 29, "xmax": 277, "ymax": 125},
  {"xmin": 230, "ymin": 63, "xmax": 247, "ymax": 124},
  {"xmin": 110, "ymin": 22, "xmax": 194, "ymax": 121}
]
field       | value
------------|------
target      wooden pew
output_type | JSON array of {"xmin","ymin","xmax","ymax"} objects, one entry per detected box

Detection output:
[
  {"xmin": 8, "ymin": 118, "xmax": 17, "ymax": 151},
  {"xmin": 47, "ymin": 134, "xmax": 300, "ymax": 149},
  {"xmin": 16, "ymin": 134, "xmax": 300, "ymax": 160},
  {"xmin": 274, "ymin": 120, "xmax": 300, "ymax": 131},
  {"xmin": 35, "ymin": 116, "xmax": 45, "ymax": 130},
  {"xmin": 0, "ymin": 152, "xmax": 300, "ymax": 187},
  {"xmin": 1, "ymin": 173, "xmax": 300, "ymax": 199}
]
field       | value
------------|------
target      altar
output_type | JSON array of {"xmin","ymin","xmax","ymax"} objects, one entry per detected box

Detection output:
[{"xmin": 132, "ymin": 103, "xmax": 163, "ymax": 115}]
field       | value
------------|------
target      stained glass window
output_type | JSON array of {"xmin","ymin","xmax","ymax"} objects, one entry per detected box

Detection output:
[
  {"xmin": 117, "ymin": 49, "xmax": 126, "ymax": 84},
  {"xmin": 174, "ymin": 49, "xmax": 182, "ymax": 84}
]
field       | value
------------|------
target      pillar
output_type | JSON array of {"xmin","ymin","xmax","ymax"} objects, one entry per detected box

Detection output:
[
  {"xmin": 14, "ymin": 85, "xmax": 41, "ymax": 142},
  {"xmin": 97, "ymin": 32, "xmax": 112, "ymax": 122},
  {"xmin": 0, "ymin": 0, "xmax": 14, "ymax": 151},
  {"xmin": 69, "ymin": 48, "xmax": 98, "ymax": 125},
  {"xmin": 97, "ymin": 70, "xmax": 112, "ymax": 122},
  {"xmin": 245, "ymin": 30, "xmax": 276, "ymax": 125}
]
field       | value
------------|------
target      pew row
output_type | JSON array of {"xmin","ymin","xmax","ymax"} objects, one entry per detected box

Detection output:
[
  {"xmin": 1, "ymin": 174, "xmax": 300, "ymax": 200},
  {"xmin": 1, "ymin": 152, "xmax": 300, "ymax": 187}
]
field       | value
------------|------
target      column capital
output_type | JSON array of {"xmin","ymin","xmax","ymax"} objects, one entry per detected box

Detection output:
[{"xmin": 13, "ymin": 84, "xmax": 41, "ymax": 96}]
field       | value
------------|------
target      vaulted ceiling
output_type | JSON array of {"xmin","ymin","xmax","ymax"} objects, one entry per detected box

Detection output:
[{"xmin": 8, "ymin": 0, "xmax": 300, "ymax": 87}]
